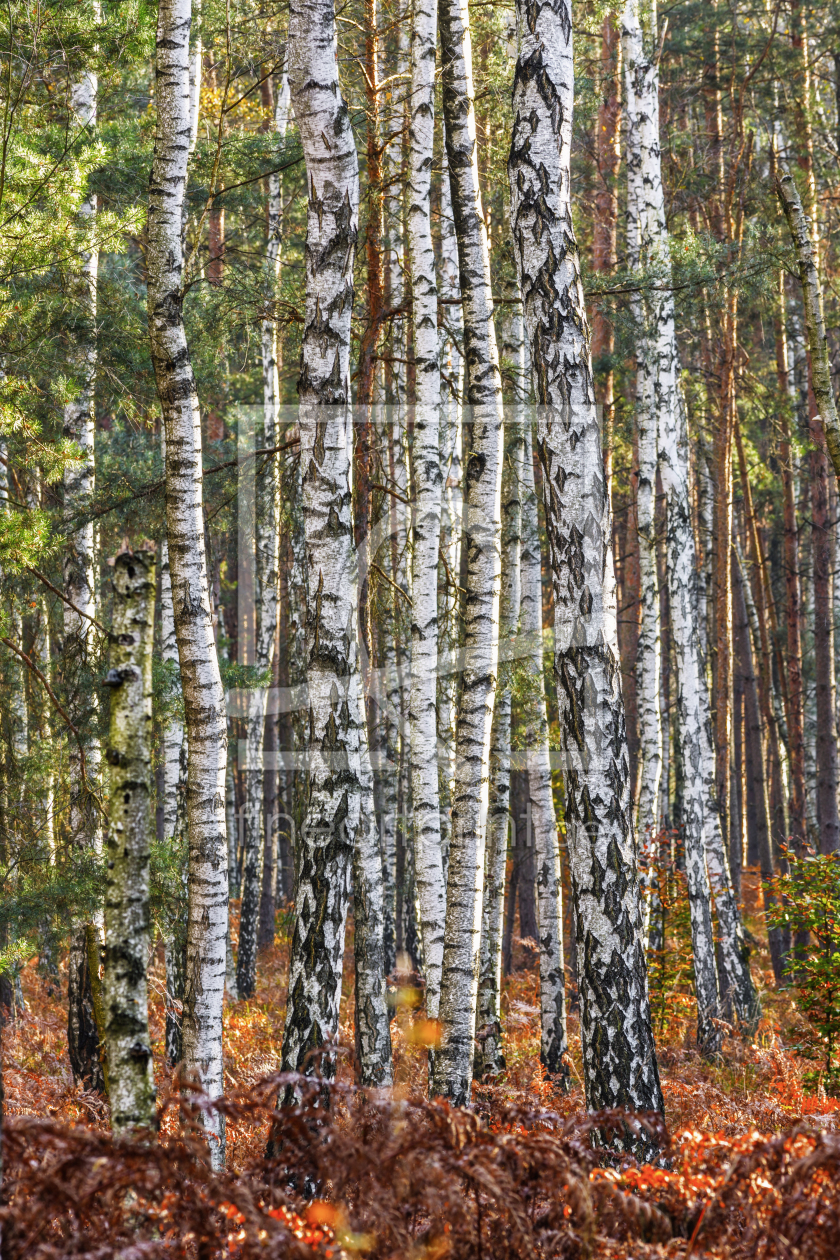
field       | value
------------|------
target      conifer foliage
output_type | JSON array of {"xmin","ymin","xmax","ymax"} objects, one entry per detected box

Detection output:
[{"xmin": 2, "ymin": 0, "xmax": 840, "ymax": 1250}]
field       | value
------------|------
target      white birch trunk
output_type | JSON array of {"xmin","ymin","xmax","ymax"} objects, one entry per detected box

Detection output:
[
  {"xmin": 279, "ymin": 0, "xmax": 362, "ymax": 1087},
  {"xmin": 147, "ymin": 0, "xmax": 228, "ymax": 1167},
  {"xmin": 353, "ymin": 706, "xmax": 393, "ymax": 1085},
  {"xmin": 622, "ymin": 7, "xmax": 661, "ymax": 843},
  {"xmin": 521, "ymin": 423, "xmax": 569, "ymax": 1082},
  {"xmin": 776, "ymin": 161, "xmax": 840, "ymax": 480},
  {"xmin": 62, "ymin": 28, "xmax": 104, "ymax": 1091},
  {"xmin": 102, "ymin": 546, "xmax": 157, "ymax": 1133},
  {"xmin": 431, "ymin": 0, "xmax": 504, "ymax": 1105},
  {"xmin": 160, "ymin": 538, "xmax": 183, "ymax": 842},
  {"xmin": 623, "ymin": 0, "xmax": 758, "ymax": 1040},
  {"xmin": 509, "ymin": 0, "xmax": 664, "ymax": 1124},
  {"xmin": 407, "ymin": 0, "xmax": 445, "ymax": 1021},
  {"xmin": 63, "ymin": 42, "xmax": 100, "ymax": 846},
  {"xmin": 475, "ymin": 409, "xmax": 522, "ymax": 1080},
  {"xmin": 436, "ymin": 164, "xmax": 463, "ymax": 886}
]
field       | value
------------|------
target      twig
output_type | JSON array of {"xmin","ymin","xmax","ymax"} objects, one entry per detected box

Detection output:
[
  {"xmin": 0, "ymin": 636, "xmax": 103, "ymax": 814},
  {"xmin": 370, "ymin": 562, "xmax": 413, "ymax": 606},
  {"xmin": 25, "ymin": 567, "xmax": 108, "ymax": 634},
  {"xmin": 369, "ymin": 481, "xmax": 411, "ymax": 506}
]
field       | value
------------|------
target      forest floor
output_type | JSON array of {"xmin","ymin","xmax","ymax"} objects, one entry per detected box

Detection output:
[{"xmin": 3, "ymin": 869, "xmax": 839, "ymax": 1257}]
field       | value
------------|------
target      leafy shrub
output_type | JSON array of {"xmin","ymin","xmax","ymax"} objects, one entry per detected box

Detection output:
[{"xmin": 769, "ymin": 851, "xmax": 840, "ymax": 1090}]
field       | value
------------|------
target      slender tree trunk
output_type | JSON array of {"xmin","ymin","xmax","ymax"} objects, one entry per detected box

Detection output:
[
  {"xmin": 592, "ymin": 14, "xmax": 621, "ymax": 496},
  {"xmin": 776, "ymin": 164, "xmax": 840, "ymax": 850},
  {"xmin": 407, "ymin": 0, "xmax": 444, "ymax": 1028},
  {"xmin": 278, "ymin": 0, "xmax": 362, "ymax": 1091},
  {"xmin": 437, "ymin": 163, "xmax": 463, "ymax": 889},
  {"xmin": 63, "ymin": 34, "xmax": 105, "ymax": 1092},
  {"xmin": 623, "ymin": 0, "xmax": 758, "ymax": 1042},
  {"xmin": 102, "ymin": 546, "xmax": 157, "ymax": 1133},
  {"xmin": 237, "ymin": 96, "xmax": 286, "ymax": 993},
  {"xmin": 147, "ymin": 0, "xmax": 229, "ymax": 1166},
  {"xmin": 522, "ymin": 423, "xmax": 569, "ymax": 1083},
  {"xmin": 733, "ymin": 547, "xmax": 785, "ymax": 983},
  {"xmin": 510, "ymin": 0, "xmax": 663, "ymax": 1128},
  {"xmin": 353, "ymin": 703, "xmax": 393, "ymax": 1086},
  {"xmin": 431, "ymin": 0, "xmax": 504, "ymax": 1104},
  {"xmin": 622, "ymin": 3, "xmax": 661, "ymax": 843},
  {"xmin": 475, "ymin": 406, "xmax": 522, "ymax": 1080}
]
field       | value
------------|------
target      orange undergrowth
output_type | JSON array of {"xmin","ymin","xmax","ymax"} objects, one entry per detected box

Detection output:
[{"xmin": 1, "ymin": 869, "xmax": 839, "ymax": 1257}]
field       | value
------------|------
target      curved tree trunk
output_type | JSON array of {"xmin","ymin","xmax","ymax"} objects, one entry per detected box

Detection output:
[
  {"xmin": 509, "ymin": 0, "xmax": 663, "ymax": 1131},
  {"xmin": 430, "ymin": 0, "xmax": 504, "ymax": 1105},
  {"xmin": 102, "ymin": 546, "xmax": 157, "ymax": 1134},
  {"xmin": 278, "ymin": 0, "xmax": 363, "ymax": 1091},
  {"xmin": 147, "ymin": 0, "xmax": 229, "ymax": 1167}
]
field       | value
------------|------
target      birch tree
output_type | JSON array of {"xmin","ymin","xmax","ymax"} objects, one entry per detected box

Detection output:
[
  {"xmin": 354, "ymin": 712, "xmax": 393, "ymax": 1086},
  {"xmin": 623, "ymin": 0, "xmax": 758, "ymax": 1041},
  {"xmin": 475, "ymin": 406, "xmax": 522, "ymax": 1080},
  {"xmin": 431, "ymin": 0, "xmax": 504, "ymax": 1105},
  {"xmin": 102, "ymin": 545, "xmax": 157, "ymax": 1134},
  {"xmin": 236, "ymin": 69, "xmax": 290, "ymax": 997},
  {"xmin": 407, "ymin": 0, "xmax": 445, "ymax": 1024},
  {"xmin": 147, "ymin": 0, "xmax": 229, "ymax": 1166},
  {"xmin": 622, "ymin": 6, "xmax": 661, "ymax": 843},
  {"xmin": 521, "ymin": 423, "xmax": 569, "ymax": 1082},
  {"xmin": 278, "ymin": 0, "xmax": 364, "ymax": 1088},
  {"xmin": 509, "ymin": 0, "xmax": 664, "ymax": 1123},
  {"xmin": 63, "ymin": 10, "xmax": 104, "ymax": 1092},
  {"xmin": 436, "ymin": 162, "xmax": 463, "ymax": 886}
]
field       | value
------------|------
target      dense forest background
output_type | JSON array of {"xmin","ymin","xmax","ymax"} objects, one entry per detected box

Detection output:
[{"xmin": 2, "ymin": 0, "xmax": 840, "ymax": 1255}]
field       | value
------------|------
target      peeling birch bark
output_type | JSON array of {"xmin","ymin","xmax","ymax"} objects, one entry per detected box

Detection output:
[
  {"xmin": 509, "ymin": 0, "xmax": 663, "ymax": 1127},
  {"xmin": 431, "ymin": 0, "xmax": 504, "ymax": 1105},
  {"xmin": 279, "ymin": 0, "xmax": 362, "ymax": 1091},
  {"xmin": 102, "ymin": 546, "xmax": 157, "ymax": 1133},
  {"xmin": 147, "ymin": 0, "xmax": 229, "ymax": 1167}
]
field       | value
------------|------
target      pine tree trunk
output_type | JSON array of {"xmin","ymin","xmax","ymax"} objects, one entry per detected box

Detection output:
[
  {"xmin": 475, "ymin": 409, "xmax": 522, "ymax": 1080},
  {"xmin": 521, "ymin": 424, "xmax": 569, "ymax": 1083},
  {"xmin": 430, "ymin": 0, "xmax": 505, "ymax": 1105},
  {"xmin": 510, "ymin": 0, "xmax": 663, "ymax": 1127},
  {"xmin": 147, "ymin": 0, "xmax": 229, "ymax": 1167},
  {"xmin": 279, "ymin": 0, "xmax": 362, "ymax": 1090},
  {"xmin": 102, "ymin": 546, "xmax": 157, "ymax": 1133}
]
